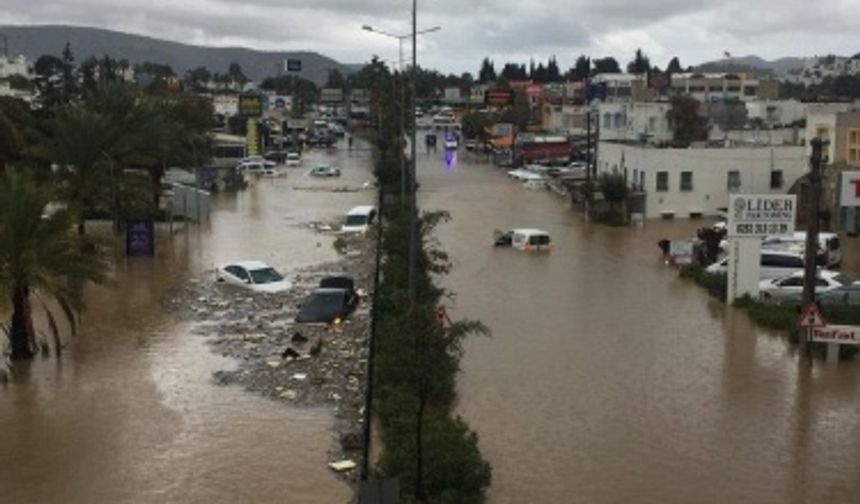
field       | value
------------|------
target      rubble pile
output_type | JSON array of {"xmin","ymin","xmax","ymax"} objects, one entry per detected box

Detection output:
[{"xmin": 163, "ymin": 227, "xmax": 376, "ymax": 483}]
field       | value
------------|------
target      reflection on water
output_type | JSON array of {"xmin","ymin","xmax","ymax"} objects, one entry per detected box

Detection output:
[
  {"xmin": 418, "ymin": 149, "xmax": 860, "ymax": 504},
  {"xmin": 0, "ymin": 144, "xmax": 372, "ymax": 504}
]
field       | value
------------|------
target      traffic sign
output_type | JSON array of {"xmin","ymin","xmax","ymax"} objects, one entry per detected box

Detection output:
[
  {"xmin": 799, "ymin": 303, "xmax": 827, "ymax": 328},
  {"xmin": 810, "ymin": 325, "xmax": 860, "ymax": 345}
]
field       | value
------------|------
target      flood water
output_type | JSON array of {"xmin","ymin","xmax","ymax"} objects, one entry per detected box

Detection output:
[
  {"xmin": 418, "ymin": 146, "xmax": 860, "ymax": 503},
  {"xmin": 0, "ymin": 142, "xmax": 374, "ymax": 504}
]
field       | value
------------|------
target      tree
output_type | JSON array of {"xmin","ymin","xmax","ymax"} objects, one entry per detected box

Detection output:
[
  {"xmin": 666, "ymin": 96, "xmax": 709, "ymax": 146},
  {"xmin": 478, "ymin": 57, "xmax": 496, "ymax": 84},
  {"xmin": 61, "ymin": 42, "xmax": 78, "ymax": 103},
  {"xmin": 227, "ymin": 62, "xmax": 248, "ymax": 84},
  {"xmin": 547, "ymin": 56, "xmax": 561, "ymax": 82},
  {"xmin": 597, "ymin": 172, "xmax": 629, "ymax": 219},
  {"xmin": 186, "ymin": 66, "xmax": 212, "ymax": 88},
  {"xmin": 566, "ymin": 55, "xmax": 591, "ymax": 81},
  {"xmin": 0, "ymin": 173, "xmax": 108, "ymax": 360},
  {"xmin": 666, "ymin": 56, "xmax": 683, "ymax": 75},
  {"xmin": 0, "ymin": 109, "xmax": 22, "ymax": 170},
  {"xmin": 593, "ymin": 57, "xmax": 621, "ymax": 74},
  {"xmin": 627, "ymin": 48, "xmax": 650, "ymax": 74},
  {"xmin": 325, "ymin": 68, "xmax": 346, "ymax": 89}
]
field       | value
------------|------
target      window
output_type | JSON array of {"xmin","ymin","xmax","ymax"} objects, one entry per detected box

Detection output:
[
  {"xmin": 847, "ymin": 128, "xmax": 860, "ymax": 166},
  {"xmin": 727, "ymin": 170, "xmax": 741, "ymax": 191},
  {"xmin": 656, "ymin": 171, "xmax": 669, "ymax": 191},
  {"xmin": 680, "ymin": 171, "xmax": 693, "ymax": 191},
  {"xmin": 770, "ymin": 170, "xmax": 784, "ymax": 189},
  {"xmin": 744, "ymin": 86, "xmax": 757, "ymax": 96},
  {"xmin": 778, "ymin": 277, "xmax": 803, "ymax": 287},
  {"xmin": 603, "ymin": 113, "xmax": 611, "ymax": 128}
]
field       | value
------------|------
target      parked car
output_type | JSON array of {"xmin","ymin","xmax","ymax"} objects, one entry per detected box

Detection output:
[
  {"xmin": 328, "ymin": 123, "xmax": 346, "ymax": 136},
  {"xmin": 762, "ymin": 232, "xmax": 842, "ymax": 268},
  {"xmin": 464, "ymin": 139, "xmax": 478, "ymax": 150},
  {"xmin": 216, "ymin": 261, "xmax": 292, "ymax": 293},
  {"xmin": 295, "ymin": 288, "xmax": 358, "ymax": 324},
  {"xmin": 236, "ymin": 161, "xmax": 268, "ymax": 174},
  {"xmin": 523, "ymin": 179, "xmax": 547, "ymax": 190},
  {"xmin": 778, "ymin": 285, "xmax": 860, "ymax": 310},
  {"xmin": 706, "ymin": 249, "xmax": 807, "ymax": 280},
  {"xmin": 494, "ymin": 228, "xmax": 552, "ymax": 251},
  {"xmin": 341, "ymin": 205, "xmax": 377, "ymax": 234},
  {"xmin": 759, "ymin": 270, "xmax": 856, "ymax": 300},
  {"xmin": 309, "ymin": 164, "xmax": 341, "ymax": 177},
  {"xmin": 285, "ymin": 152, "xmax": 302, "ymax": 167}
]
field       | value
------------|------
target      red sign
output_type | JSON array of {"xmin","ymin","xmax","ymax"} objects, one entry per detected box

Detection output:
[
  {"xmin": 810, "ymin": 325, "xmax": 860, "ymax": 345},
  {"xmin": 435, "ymin": 306, "xmax": 451, "ymax": 326},
  {"xmin": 485, "ymin": 89, "xmax": 514, "ymax": 107},
  {"xmin": 798, "ymin": 303, "xmax": 827, "ymax": 328}
]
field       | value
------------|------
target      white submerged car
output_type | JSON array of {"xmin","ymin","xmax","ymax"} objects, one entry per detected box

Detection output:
[
  {"xmin": 285, "ymin": 152, "xmax": 302, "ymax": 167},
  {"xmin": 759, "ymin": 270, "xmax": 856, "ymax": 300},
  {"xmin": 309, "ymin": 164, "xmax": 341, "ymax": 177},
  {"xmin": 216, "ymin": 261, "xmax": 293, "ymax": 293}
]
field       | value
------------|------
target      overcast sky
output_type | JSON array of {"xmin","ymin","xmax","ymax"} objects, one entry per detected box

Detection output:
[{"xmin": 3, "ymin": 0, "xmax": 859, "ymax": 74}]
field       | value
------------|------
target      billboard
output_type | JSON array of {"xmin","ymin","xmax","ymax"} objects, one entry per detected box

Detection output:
[
  {"xmin": 267, "ymin": 95, "xmax": 293, "ymax": 111},
  {"xmin": 485, "ymin": 89, "xmax": 514, "ymax": 106},
  {"xmin": 840, "ymin": 171, "xmax": 860, "ymax": 207},
  {"xmin": 126, "ymin": 219, "xmax": 154, "ymax": 256},
  {"xmin": 238, "ymin": 94, "xmax": 263, "ymax": 117},
  {"xmin": 727, "ymin": 194, "xmax": 796, "ymax": 237},
  {"xmin": 321, "ymin": 88, "xmax": 344, "ymax": 103}
]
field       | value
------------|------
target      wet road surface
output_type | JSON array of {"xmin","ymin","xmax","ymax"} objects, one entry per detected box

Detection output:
[
  {"xmin": 0, "ymin": 141, "xmax": 374, "ymax": 504},
  {"xmin": 417, "ymin": 145, "xmax": 860, "ymax": 504}
]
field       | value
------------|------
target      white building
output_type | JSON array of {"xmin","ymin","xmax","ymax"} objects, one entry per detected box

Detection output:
[
  {"xmin": 542, "ymin": 104, "xmax": 589, "ymax": 135},
  {"xmin": 597, "ymin": 102, "xmax": 673, "ymax": 144},
  {"xmin": 745, "ymin": 99, "xmax": 806, "ymax": 127},
  {"xmin": 212, "ymin": 94, "xmax": 239, "ymax": 117},
  {"xmin": 597, "ymin": 141, "xmax": 807, "ymax": 219},
  {"xmin": 0, "ymin": 54, "xmax": 30, "ymax": 79},
  {"xmin": 790, "ymin": 55, "xmax": 860, "ymax": 86}
]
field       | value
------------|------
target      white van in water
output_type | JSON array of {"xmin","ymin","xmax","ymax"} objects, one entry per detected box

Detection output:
[
  {"xmin": 762, "ymin": 232, "xmax": 841, "ymax": 268},
  {"xmin": 496, "ymin": 228, "xmax": 552, "ymax": 251},
  {"xmin": 341, "ymin": 205, "xmax": 377, "ymax": 234}
]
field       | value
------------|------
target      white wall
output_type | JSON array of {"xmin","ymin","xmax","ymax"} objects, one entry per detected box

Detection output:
[
  {"xmin": 746, "ymin": 100, "xmax": 806, "ymax": 125},
  {"xmin": 597, "ymin": 142, "xmax": 807, "ymax": 218},
  {"xmin": 597, "ymin": 102, "xmax": 672, "ymax": 144},
  {"xmin": 0, "ymin": 55, "xmax": 29, "ymax": 79}
]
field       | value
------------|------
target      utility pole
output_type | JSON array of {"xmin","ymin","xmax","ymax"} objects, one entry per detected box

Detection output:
[{"xmin": 801, "ymin": 138, "xmax": 824, "ymax": 357}]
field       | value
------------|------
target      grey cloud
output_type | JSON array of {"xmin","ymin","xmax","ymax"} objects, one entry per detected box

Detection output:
[{"xmin": 3, "ymin": 0, "xmax": 860, "ymax": 74}]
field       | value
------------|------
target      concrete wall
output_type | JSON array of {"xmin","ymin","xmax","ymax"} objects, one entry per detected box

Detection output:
[
  {"xmin": 597, "ymin": 142, "xmax": 807, "ymax": 218},
  {"xmin": 598, "ymin": 102, "xmax": 673, "ymax": 144}
]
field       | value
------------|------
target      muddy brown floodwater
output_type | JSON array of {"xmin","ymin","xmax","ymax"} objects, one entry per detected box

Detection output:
[
  {"xmin": 0, "ymin": 142, "xmax": 375, "ymax": 504},
  {"xmin": 418, "ymin": 146, "xmax": 860, "ymax": 504}
]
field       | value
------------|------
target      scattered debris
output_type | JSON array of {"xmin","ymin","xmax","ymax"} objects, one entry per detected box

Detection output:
[{"xmin": 162, "ymin": 227, "xmax": 375, "ymax": 487}]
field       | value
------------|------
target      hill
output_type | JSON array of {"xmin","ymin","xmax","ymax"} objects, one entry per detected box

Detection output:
[
  {"xmin": 0, "ymin": 24, "xmax": 357, "ymax": 86},
  {"xmin": 693, "ymin": 55, "xmax": 805, "ymax": 77}
]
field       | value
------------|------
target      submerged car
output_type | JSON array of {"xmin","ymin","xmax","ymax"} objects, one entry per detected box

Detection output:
[
  {"xmin": 285, "ymin": 152, "xmax": 302, "ymax": 167},
  {"xmin": 309, "ymin": 164, "xmax": 341, "ymax": 177},
  {"xmin": 493, "ymin": 228, "xmax": 552, "ymax": 251},
  {"xmin": 295, "ymin": 287, "xmax": 358, "ymax": 324},
  {"xmin": 216, "ymin": 261, "xmax": 292, "ymax": 293}
]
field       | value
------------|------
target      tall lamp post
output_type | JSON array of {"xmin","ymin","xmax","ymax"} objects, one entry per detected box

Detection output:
[{"xmin": 362, "ymin": 24, "xmax": 440, "ymax": 200}]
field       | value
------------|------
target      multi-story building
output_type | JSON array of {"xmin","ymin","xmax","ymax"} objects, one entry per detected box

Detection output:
[
  {"xmin": 670, "ymin": 72, "xmax": 778, "ymax": 102},
  {"xmin": 745, "ymin": 99, "xmax": 807, "ymax": 127},
  {"xmin": 541, "ymin": 103, "xmax": 589, "ymax": 136},
  {"xmin": 597, "ymin": 141, "xmax": 807, "ymax": 219},
  {"xmin": 805, "ymin": 103, "xmax": 858, "ymax": 162},
  {"xmin": 597, "ymin": 102, "xmax": 673, "ymax": 144},
  {"xmin": 591, "ymin": 73, "xmax": 649, "ymax": 103}
]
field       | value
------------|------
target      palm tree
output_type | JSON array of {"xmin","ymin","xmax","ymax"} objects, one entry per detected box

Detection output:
[{"xmin": 0, "ymin": 173, "xmax": 107, "ymax": 360}]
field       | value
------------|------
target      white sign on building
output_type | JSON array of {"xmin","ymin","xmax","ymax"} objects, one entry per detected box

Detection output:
[
  {"xmin": 727, "ymin": 194, "xmax": 796, "ymax": 237},
  {"xmin": 839, "ymin": 171, "xmax": 860, "ymax": 207}
]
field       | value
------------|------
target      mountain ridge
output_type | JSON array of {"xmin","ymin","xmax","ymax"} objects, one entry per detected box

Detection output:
[{"xmin": 0, "ymin": 24, "xmax": 359, "ymax": 86}]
